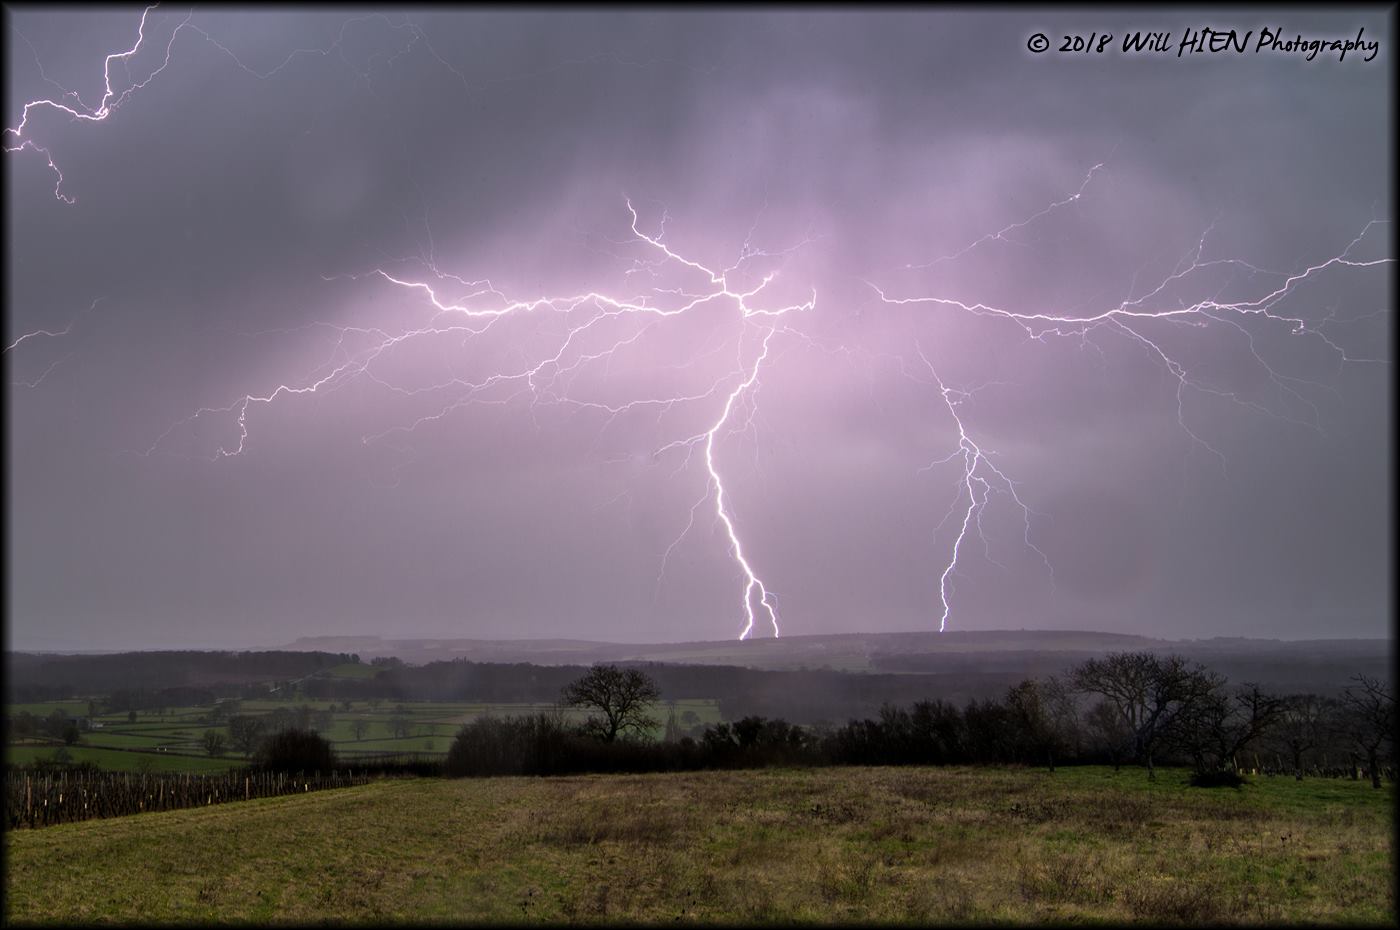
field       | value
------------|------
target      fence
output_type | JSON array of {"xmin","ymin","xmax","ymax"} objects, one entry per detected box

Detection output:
[{"xmin": 6, "ymin": 768, "xmax": 373, "ymax": 829}]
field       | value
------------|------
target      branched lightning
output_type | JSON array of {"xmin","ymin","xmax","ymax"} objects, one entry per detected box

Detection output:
[
  {"xmin": 874, "ymin": 173, "xmax": 1391, "ymax": 630},
  {"xmin": 905, "ymin": 345, "xmax": 1053, "ymax": 633},
  {"xmin": 7, "ymin": 9, "xmax": 1390, "ymax": 640},
  {"xmin": 5, "ymin": 4, "xmax": 472, "ymax": 202},
  {"xmin": 5, "ymin": 297, "xmax": 102, "ymax": 387},
  {"xmin": 138, "ymin": 199, "xmax": 813, "ymax": 640}
]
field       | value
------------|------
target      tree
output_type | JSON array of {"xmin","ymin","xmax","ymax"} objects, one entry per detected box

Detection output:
[
  {"xmin": 1274, "ymin": 694, "xmax": 1325, "ymax": 780},
  {"xmin": 202, "ymin": 729, "xmax": 227, "ymax": 757},
  {"xmin": 1072, "ymin": 652, "xmax": 1217, "ymax": 779},
  {"xmin": 1039, "ymin": 676, "xmax": 1084, "ymax": 763},
  {"xmin": 127, "ymin": 710, "xmax": 138, "ymax": 725},
  {"xmin": 389, "ymin": 708, "xmax": 413, "ymax": 740},
  {"xmin": 44, "ymin": 709, "xmax": 69, "ymax": 740},
  {"xmin": 228, "ymin": 715, "xmax": 266, "ymax": 756},
  {"xmin": 909, "ymin": 699, "xmax": 965, "ymax": 765},
  {"xmin": 1084, "ymin": 699, "xmax": 1131, "ymax": 770},
  {"xmin": 62, "ymin": 723, "xmax": 81, "ymax": 746},
  {"xmin": 562, "ymin": 665, "xmax": 660, "ymax": 742},
  {"xmin": 1005, "ymin": 680, "xmax": 1059, "ymax": 770},
  {"xmin": 351, "ymin": 718, "xmax": 371, "ymax": 741},
  {"xmin": 253, "ymin": 728, "xmax": 336, "ymax": 773},
  {"xmin": 1171, "ymin": 681, "xmax": 1284, "ymax": 780},
  {"xmin": 1339, "ymin": 675, "xmax": 1394, "ymax": 789}
]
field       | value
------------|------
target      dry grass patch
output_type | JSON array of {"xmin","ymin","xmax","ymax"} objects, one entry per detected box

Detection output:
[{"xmin": 4, "ymin": 766, "xmax": 1392, "ymax": 924}]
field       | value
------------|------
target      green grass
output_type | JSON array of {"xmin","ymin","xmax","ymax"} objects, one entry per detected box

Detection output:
[
  {"xmin": 318, "ymin": 663, "xmax": 382, "ymax": 680},
  {"xmin": 80, "ymin": 732, "xmax": 191, "ymax": 749},
  {"xmin": 4, "ymin": 766, "xmax": 1392, "ymax": 924},
  {"xmin": 6, "ymin": 702, "xmax": 95, "ymax": 717},
  {"xmin": 4, "ymin": 746, "xmax": 236, "ymax": 773},
  {"xmin": 6, "ymin": 699, "xmax": 723, "ymax": 771}
]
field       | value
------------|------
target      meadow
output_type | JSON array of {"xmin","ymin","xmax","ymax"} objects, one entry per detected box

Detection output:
[
  {"xmin": 6, "ymin": 690, "xmax": 724, "ymax": 772},
  {"xmin": 4, "ymin": 765, "xmax": 1392, "ymax": 924}
]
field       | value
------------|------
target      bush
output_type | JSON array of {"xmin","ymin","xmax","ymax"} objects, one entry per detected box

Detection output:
[
  {"xmin": 445, "ymin": 715, "xmax": 573, "ymax": 777},
  {"xmin": 252, "ymin": 728, "xmax": 336, "ymax": 773},
  {"xmin": 444, "ymin": 713, "xmax": 816, "ymax": 778},
  {"xmin": 1189, "ymin": 770, "xmax": 1247, "ymax": 788}
]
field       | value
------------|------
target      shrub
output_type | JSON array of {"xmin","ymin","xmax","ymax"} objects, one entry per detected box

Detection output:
[
  {"xmin": 252, "ymin": 728, "xmax": 336, "ymax": 773},
  {"xmin": 1189, "ymin": 769, "xmax": 1247, "ymax": 788},
  {"xmin": 445, "ymin": 715, "xmax": 572, "ymax": 777}
]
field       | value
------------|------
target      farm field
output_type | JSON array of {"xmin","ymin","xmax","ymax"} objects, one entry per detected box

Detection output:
[
  {"xmin": 4, "ymin": 765, "xmax": 1392, "ymax": 924},
  {"xmin": 5, "ymin": 697, "xmax": 724, "ymax": 770}
]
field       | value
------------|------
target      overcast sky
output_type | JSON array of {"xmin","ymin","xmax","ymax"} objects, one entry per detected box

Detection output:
[{"xmin": 5, "ymin": 7, "xmax": 1392, "ymax": 650}]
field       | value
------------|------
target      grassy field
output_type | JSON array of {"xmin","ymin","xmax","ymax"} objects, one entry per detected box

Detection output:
[
  {"xmin": 3, "ymin": 745, "xmax": 234, "ymax": 773},
  {"xmin": 6, "ymin": 698, "xmax": 724, "ymax": 771},
  {"xmin": 4, "ymin": 765, "xmax": 1391, "ymax": 924}
]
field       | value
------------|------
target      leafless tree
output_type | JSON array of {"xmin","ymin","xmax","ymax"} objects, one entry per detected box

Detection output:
[
  {"xmin": 1340, "ymin": 675, "xmax": 1394, "ymax": 789},
  {"xmin": 202, "ymin": 729, "xmax": 227, "ymax": 757},
  {"xmin": 1005, "ymin": 680, "xmax": 1058, "ymax": 770},
  {"xmin": 1274, "ymin": 694, "xmax": 1326, "ymax": 780},
  {"xmin": 1171, "ymin": 681, "xmax": 1284, "ymax": 776},
  {"xmin": 562, "ymin": 665, "xmax": 660, "ymax": 742},
  {"xmin": 228, "ymin": 715, "xmax": 265, "ymax": 756},
  {"xmin": 1072, "ymin": 652, "xmax": 1217, "ymax": 779},
  {"xmin": 1040, "ymin": 675, "xmax": 1084, "ymax": 763},
  {"xmin": 1084, "ymin": 699, "xmax": 1132, "ymax": 770}
]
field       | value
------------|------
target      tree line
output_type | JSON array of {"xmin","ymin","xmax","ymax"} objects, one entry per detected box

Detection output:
[{"xmin": 444, "ymin": 656, "xmax": 1395, "ymax": 786}]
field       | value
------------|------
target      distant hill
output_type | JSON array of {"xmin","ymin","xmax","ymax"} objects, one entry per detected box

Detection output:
[
  {"xmin": 6, "ymin": 630, "xmax": 1387, "ymax": 723},
  {"xmin": 4, "ymin": 650, "xmax": 357, "ymax": 703},
  {"xmin": 278, "ymin": 629, "xmax": 1389, "ymax": 679}
]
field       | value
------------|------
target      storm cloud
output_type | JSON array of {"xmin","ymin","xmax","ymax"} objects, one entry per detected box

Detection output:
[{"xmin": 5, "ymin": 7, "xmax": 1391, "ymax": 649}]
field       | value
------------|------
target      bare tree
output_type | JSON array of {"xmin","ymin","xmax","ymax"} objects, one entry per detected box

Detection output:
[
  {"xmin": 1005, "ymin": 680, "xmax": 1057, "ymax": 770},
  {"xmin": 202, "ymin": 729, "xmax": 227, "ymax": 757},
  {"xmin": 228, "ymin": 715, "xmax": 265, "ymax": 756},
  {"xmin": 1084, "ymin": 699, "xmax": 1131, "ymax": 770},
  {"xmin": 351, "ymin": 718, "xmax": 370, "ymax": 741},
  {"xmin": 1340, "ymin": 675, "xmax": 1394, "ymax": 789},
  {"xmin": 1274, "ymin": 694, "xmax": 1325, "ymax": 780},
  {"xmin": 1040, "ymin": 675, "xmax": 1084, "ymax": 764},
  {"xmin": 1171, "ymin": 681, "xmax": 1284, "ymax": 777},
  {"xmin": 1072, "ymin": 652, "xmax": 1217, "ymax": 779},
  {"xmin": 562, "ymin": 665, "xmax": 660, "ymax": 742}
]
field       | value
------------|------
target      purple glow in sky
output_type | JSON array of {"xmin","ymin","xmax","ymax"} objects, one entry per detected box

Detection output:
[{"xmin": 5, "ymin": 7, "xmax": 1392, "ymax": 650}]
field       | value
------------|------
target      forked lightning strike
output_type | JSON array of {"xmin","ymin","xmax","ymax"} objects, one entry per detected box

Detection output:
[
  {"xmin": 137, "ymin": 198, "xmax": 812, "ymax": 641},
  {"xmin": 873, "ymin": 168, "xmax": 1390, "ymax": 629},
  {"xmin": 7, "ymin": 10, "xmax": 1390, "ymax": 639}
]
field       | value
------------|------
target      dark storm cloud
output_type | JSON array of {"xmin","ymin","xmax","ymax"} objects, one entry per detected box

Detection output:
[{"xmin": 5, "ymin": 7, "xmax": 1391, "ymax": 649}]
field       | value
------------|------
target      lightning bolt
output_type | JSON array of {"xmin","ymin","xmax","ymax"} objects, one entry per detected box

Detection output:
[
  {"xmin": 5, "ymin": 5, "xmax": 474, "ymax": 202},
  {"xmin": 5, "ymin": 297, "xmax": 103, "ymax": 388},
  {"xmin": 136, "ymin": 198, "xmax": 812, "ymax": 640},
  {"xmin": 906, "ymin": 346, "xmax": 1053, "ymax": 633},
  {"xmin": 873, "ymin": 168, "xmax": 1391, "ymax": 630},
  {"xmin": 7, "ymin": 10, "xmax": 1390, "ymax": 641}
]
